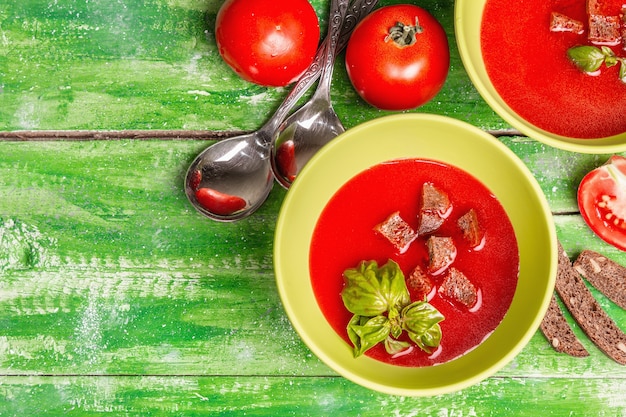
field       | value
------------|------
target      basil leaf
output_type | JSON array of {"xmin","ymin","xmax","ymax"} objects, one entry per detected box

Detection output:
[
  {"xmin": 384, "ymin": 336, "xmax": 412, "ymax": 356},
  {"xmin": 567, "ymin": 45, "xmax": 606, "ymax": 73},
  {"xmin": 341, "ymin": 260, "xmax": 410, "ymax": 317},
  {"xmin": 408, "ymin": 323, "xmax": 442, "ymax": 353},
  {"xmin": 380, "ymin": 260, "xmax": 411, "ymax": 309},
  {"xmin": 347, "ymin": 314, "xmax": 391, "ymax": 357},
  {"xmin": 388, "ymin": 306, "xmax": 403, "ymax": 339},
  {"xmin": 601, "ymin": 46, "xmax": 616, "ymax": 58},
  {"xmin": 402, "ymin": 301, "xmax": 445, "ymax": 336},
  {"xmin": 342, "ymin": 262, "xmax": 390, "ymax": 316},
  {"xmin": 619, "ymin": 60, "xmax": 626, "ymax": 84}
]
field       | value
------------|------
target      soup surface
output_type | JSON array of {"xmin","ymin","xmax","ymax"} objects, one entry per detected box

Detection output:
[
  {"xmin": 309, "ymin": 159, "xmax": 519, "ymax": 367},
  {"xmin": 481, "ymin": 0, "xmax": 626, "ymax": 139}
]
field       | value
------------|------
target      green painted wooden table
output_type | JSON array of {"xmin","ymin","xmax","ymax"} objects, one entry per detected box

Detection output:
[{"xmin": 1, "ymin": 0, "xmax": 626, "ymax": 415}]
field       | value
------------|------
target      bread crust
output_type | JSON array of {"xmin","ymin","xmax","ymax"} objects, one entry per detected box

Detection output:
[
  {"xmin": 539, "ymin": 294, "xmax": 589, "ymax": 357},
  {"xmin": 574, "ymin": 249, "xmax": 626, "ymax": 310},
  {"xmin": 555, "ymin": 243, "xmax": 626, "ymax": 365},
  {"xmin": 373, "ymin": 211, "xmax": 417, "ymax": 254}
]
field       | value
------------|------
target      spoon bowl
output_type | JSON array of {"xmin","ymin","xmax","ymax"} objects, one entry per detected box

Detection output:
[
  {"xmin": 271, "ymin": 0, "xmax": 349, "ymax": 189},
  {"xmin": 185, "ymin": 130, "xmax": 274, "ymax": 222},
  {"xmin": 272, "ymin": 80, "xmax": 346, "ymax": 187},
  {"xmin": 184, "ymin": 0, "xmax": 379, "ymax": 221}
]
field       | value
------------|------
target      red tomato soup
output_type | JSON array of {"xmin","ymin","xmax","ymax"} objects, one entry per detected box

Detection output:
[
  {"xmin": 481, "ymin": 0, "xmax": 626, "ymax": 139},
  {"xmin": 309, "ymin": 159, "xmax": 519, "ymax": 367}
]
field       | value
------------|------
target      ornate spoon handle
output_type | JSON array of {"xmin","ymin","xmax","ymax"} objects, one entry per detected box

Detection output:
[
  {"xmin": 262, "ymin": 0, "xmax": 379, "ymax": 134},
  {"xmin": 317, "ymin": 0, "xmax": 350, "ymax": 98},
  {"xmin": 337, "ymin": 0, "xmax": 378, "ymax": 52}
]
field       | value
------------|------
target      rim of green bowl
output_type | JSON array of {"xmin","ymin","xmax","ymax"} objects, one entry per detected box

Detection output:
[
  {"xmin": 274, "ymin": 114, "xmax": 557, "ymax": 396},
  {"xmin": 454, "ymin": 0, "xmax": 626, "ymax": 154}
]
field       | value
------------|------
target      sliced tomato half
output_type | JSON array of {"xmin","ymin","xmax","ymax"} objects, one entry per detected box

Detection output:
[{"xmin": 578, "ymin": 155, "xmax": 626, "ymax": 251}]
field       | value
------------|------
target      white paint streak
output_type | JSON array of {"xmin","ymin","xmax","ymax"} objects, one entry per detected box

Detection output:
[
  {"xmin": 241, "ymin": 92, "xmax": 271, "ymax": 106},
  {"xmin": 15, "ymin": 97, "xmax": 40, "ymax": 129},
  {"xmin": 0, "ymin": 335, "xmax": 69, "ymax": 363},
  {"xmin": 187, "ymin": 90, "xmax": 211, "ymax": 96},
  {"xmin": 73, "ymin": 289, "xmax": 103, "ymax": 364},
  {"xmin": 0, "ymin": 218, "xmax": 56, "ymax": 271}
]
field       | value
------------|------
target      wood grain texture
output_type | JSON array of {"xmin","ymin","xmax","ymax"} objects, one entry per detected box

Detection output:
[
  {"xmin": 1, "ymin": 376, "xmax": 626, "ymax": 416},
  {"xmin": 0, "ymin": 0, "xmax": 504, "ymax": 132},
  {"xmin": 0, "ymin": 141, "xmax": 625, "ymax": 378},
  {"xmin": 2, "ymin": 0, "xmax": 626, "ymax": 414}
]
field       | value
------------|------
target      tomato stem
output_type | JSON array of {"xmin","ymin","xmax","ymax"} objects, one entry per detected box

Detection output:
[{"xmin": 385, "ymin": 17, "xmax": 423, "ymax": 48}]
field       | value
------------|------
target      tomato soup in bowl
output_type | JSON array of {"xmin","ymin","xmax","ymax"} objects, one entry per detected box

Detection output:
[
  {"xmin": 274, "ymin": 114, "xmax": 557, "ymax": 396},
  {"xmin": 309, "ymin": 158, "xmax": 519, "ymax": 367},
  {"xmin": 455, "ymin": 0, "xmax": 626, "ymax": 153}
]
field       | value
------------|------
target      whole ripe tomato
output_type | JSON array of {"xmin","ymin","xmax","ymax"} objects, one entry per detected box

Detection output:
[
  {"xmin": 578, "ymin": 155, "xmax": 626, "ymax": 251},
  {"xmin": 345, "ymin": 4, "xmax": 449, "ymax": 110},
  {"xmin": 215, "ymin": 0, "xmax": 320, "ymax": 87}
]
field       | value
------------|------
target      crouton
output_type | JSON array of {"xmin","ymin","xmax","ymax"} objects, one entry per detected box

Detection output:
[
  {"xmin": 407, "ymin": 265, "xmax": 434, "ymax": 301},
  {"xmin": 438, "ymin": 267, "xmax": 478, "ymax": 309},
  {"xmin": 457, "ymin": 208, "xmax": 484, "ymax": 249},
  {"xmin": 426, "ymin": 236, "xmax": 456, "ymax": 275},
  {"xmin": 622, "ymin": 8, "xmax": 626, "ymax": 50},
  {"xmin": 589, "ymin": 14, "xmax": 622, "ymax": 45},
  {"xmin": 550, "ymin": 12, "xmax": 585, "ymax": 34},
  {"xmin": 374, "ymin": 211, "xmax": 417, "ymax": 253},
  {"xmin": 418, "ymin": 183, "xmax": 452, "ymax": 235}
]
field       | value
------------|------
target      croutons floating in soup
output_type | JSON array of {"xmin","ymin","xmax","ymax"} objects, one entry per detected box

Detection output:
[
  {"xmin": 481, "ymin": 0, "xmax": 626, "ymax": 139},
  {"xmin": 309, "ymin": 158, "xmax": 519, "ymax": 367}
]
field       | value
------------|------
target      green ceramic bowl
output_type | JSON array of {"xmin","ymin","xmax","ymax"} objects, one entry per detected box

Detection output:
[
  {"xmin": 455, "ymin": 0, "xmax": 626, "ymax": 153},
  {"xmin": 274, "ymin": 114, "xmax": 557, "ymax": 396}
]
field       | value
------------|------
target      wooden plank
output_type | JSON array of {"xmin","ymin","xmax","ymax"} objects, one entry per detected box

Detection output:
[
  {"xmin": 1, "ymin": 250, "xmax": 624, "ymax": 377},
  {"xmin": 1, "ymin": 138, "xmax": 621, "ymax": 234},
  {"xmin": 0, "ymin": 375, "xmax": 625, "ymax": 415},
  {"xmin": 1, "ymin": 140, "xmax": 626, "ymax": 378},
  {"xmin": 3, "ymin": 0, "xmax": 626, "ymax": 412},
  {"xmin": 0, "ymin": 0, "xmax": 505, "ymax": 132},
  {"xmin": 499, "ymin": 137, "xmax": 619, "ymax": 214}
]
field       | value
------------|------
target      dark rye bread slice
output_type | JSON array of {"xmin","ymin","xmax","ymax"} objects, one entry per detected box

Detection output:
[
  {"xmin": 573, "ymin": 249, "xmax": 626, "ymax": 310},
  {"xmin": 540, "ymin": 294, "xmax": 589, "ymax": 357},
  {"xmin": 555, "ymin": 243, "xmax": 626, "ymax": 365}
]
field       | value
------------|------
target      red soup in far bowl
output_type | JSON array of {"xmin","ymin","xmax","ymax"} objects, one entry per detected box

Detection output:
[
  {"xmin": 481, "ymin": 0, "xmax": 626, "ymax": 139},
  {"xmin": 309, "ymin": 158, "xmax": 520, "ymax": 367}
]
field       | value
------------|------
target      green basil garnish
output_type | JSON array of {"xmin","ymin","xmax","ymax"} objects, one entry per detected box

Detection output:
[
  {"xmin": 341, "ymin": 260, "xmax": 444, "ymax": 358},
  {"xmin": 342, "ymin": 260, "xmax": 410, "ymax": 317},
  {"xmin": 567, "ymin": 45, "xmax": 626, "ymax": 84}
]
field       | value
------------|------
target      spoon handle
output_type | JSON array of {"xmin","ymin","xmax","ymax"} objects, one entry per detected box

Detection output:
[
  {"xmin": 317, "ymin": 0, "xmax": 350, "ymax": 96},
  {"xmin": 337, "ymin": 0, "xmax": 379, "ymax": 53},
  {"xmin": 262, "ymin": 0, "xmax": 379, "ymax": 134}
]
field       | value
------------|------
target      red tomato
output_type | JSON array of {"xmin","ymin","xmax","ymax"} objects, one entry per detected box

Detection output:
[
  {"xmin": 195, "ymin": 188, "xmax": 247, "ymax": 216},
  {"xmin": 215, "ymin": 0, "xmax": 320, "ymax": 87},
  {"xmin": 345, "ymin": 5, "xmax": 449, "ymax": 110},
  {"xmin": 578, "ymin": 155, "xmax": 626, "ymax": 251}
]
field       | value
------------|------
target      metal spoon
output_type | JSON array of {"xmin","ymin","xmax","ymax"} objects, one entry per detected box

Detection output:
[
  {"xmin": 184, "ymin": 0, "xmax": 379, "ymax": 221},
  {"xmin": 271, "ymin": 0, "xmax": 349, "ymax": 189}
]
